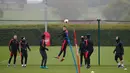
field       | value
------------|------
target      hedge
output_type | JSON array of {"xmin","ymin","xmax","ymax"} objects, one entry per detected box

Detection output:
[{"xmin": 0, "ymin": 26, "xmax": 130, "ymax": 46}]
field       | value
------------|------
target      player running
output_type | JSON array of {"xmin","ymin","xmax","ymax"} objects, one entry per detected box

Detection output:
[
  {"xmin": 113, "ymin": 36, "xmax": 124, "ymax": 68},
  {"xmin": 8, "ymin": 35, "xmax": 20, "ymax": 67},
  {"xmin": 55, "ymin": 26, "xmax": 68, "ymax": 62},
  {"xmin": 40, "ymin": 34, "xmax": 49, "ymax": 69},
  {"xmin": 79, "ymin": 36, "xmax": 86, "ymax": 67},
  {"xmin": 85, "ymin": 34, "xmax": 94, "ymax": 69},
  {"xmin": 20, "ymin": 37, "xmax": 31, "ymax": 67}
]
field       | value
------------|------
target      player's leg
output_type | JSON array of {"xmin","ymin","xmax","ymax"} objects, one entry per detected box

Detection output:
[
  {"xmin": 61, "ymin": 40, "xmax": 67, "ymax": 62},
  {"xmin": 63, "ymin": 49, "xmax": 66, "ymax": 58},
  {"xmin": 8, "ymin": 52, "xmax": 13, "ymax": 67},
  {"xmin": 115, "ymin": 54, "xmax": 121, "ymax": 68},
  {"xmin": 43, "ymin": 51, "xmax": 48, "ymax": 69},
  {"xmin": 24, "ymin": 52, "xmax": 28, "ymax": 67},
  {"xmin": 86, "ymin": 55, "xmax": 90, "ymax": 68},
  {"xmin": 119, "ymin": 54, "xmax": 124, "ymax": 68},
  {"xmin": 86, "ymin": 51, "xmax": 93, "ymax": 69},
  {"xmin": 56, "ymin": 50, "xmax": 63, "ymax": 59},
  {"xmin": 88, "ymin": 51, "xmax": 93, "ymax": 66},
  {"xmin": 21, "ymin": 52, "xmax": 24, "ymax": 67},
  {"xmin": 80, "ymin": 53, "xmax": 83, "ymax": 67},
  {"xmin": 115, "ymin": 54, "xmax": 118, "ymax": 63},
  {"xmin": 60, "ymin": 49, "xmax": 66, "ymax": 62},
  {"xmin": 13, "ymin": 52, "xmax": 17, "ymax": 67},
  {"xmin": 55, "ymin": 40, "xmax": 66, "ymax": 59},
  {"xmin": 84, "ymin": 51, "xmax": 88, "ymax": 66},
  {"xmin": 40, "ymin": 50, "xmax": 44, "ymax": 68}
]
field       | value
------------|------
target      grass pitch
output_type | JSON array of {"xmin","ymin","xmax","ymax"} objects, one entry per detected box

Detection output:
[{"xmin": 0, "ymin": 46, "xmax": 130, "ymax": 73}]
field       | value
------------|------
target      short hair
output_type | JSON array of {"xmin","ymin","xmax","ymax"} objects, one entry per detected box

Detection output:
[
  {"xmin": 81, "ymin": 36, "xmax": 84, "ymax": 38},
  {"xmin": 116, "ymin": 36, "xmax": 120, "ymax": 40},
  {"xmin": 14, "ymin": 35, "xmax": 17, "ymax": 37},
  {"xmin": 86, "ymin": 34, "xmax": 91, "ymax": 39}
]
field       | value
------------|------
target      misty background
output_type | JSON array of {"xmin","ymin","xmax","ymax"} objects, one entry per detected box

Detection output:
[{"xmin": 0, "ymin": 0, "xmax": 130, "ymax": 20}]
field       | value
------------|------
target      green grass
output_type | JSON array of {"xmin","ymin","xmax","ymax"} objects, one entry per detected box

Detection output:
[
  {"xmin": 0, "ymin": 24, "xmax": 130, "ymax": 30},
  {"xmin": 0, "ymin": 46, "xmax": 130, "ymax": 73}
]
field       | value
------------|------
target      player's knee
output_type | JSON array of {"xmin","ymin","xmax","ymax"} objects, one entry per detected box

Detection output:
[
  {"xmin": 14, "ymin": 58, "xmax": 16, "ymax": 60},
  {"xmin": 26, "ymin": 55, "xmax": 28, "ymax": 58},
  {"xmin": 45, "ymin": 56, "xmax": 47, "ymax": 59},
  {"xmin": 115, "ymin": 58, "xmax": 118, "ymax": 61},
  {"xmin": 120, "ymin": 57, "xmax": 123, "ymax": 61}
]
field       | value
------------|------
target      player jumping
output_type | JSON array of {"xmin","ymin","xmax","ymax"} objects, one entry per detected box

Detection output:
[
  {"xmin": 55, "ymin": 26, "xmax": 68, "ymax": 62},
  {"xmin": 40, "ymin": 34, "xmax": 49, "ymax": 69},
  {"xmin": 113, "ymin": 36, "xmax": 124, "ymax": 68},
  {"xmin": 20, "ymin": 37, "xmax": 31, "ymax": 67},
  {"xmin": 8, "ymin": 35, "xmax": 20, "ymax": 67}
]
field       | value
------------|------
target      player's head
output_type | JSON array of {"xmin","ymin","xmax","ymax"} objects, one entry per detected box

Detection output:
[
  {"xmin": 13, "ymin": 35, "xmax": 17, "ymax": 40},
  {"xmin": 84, "ymin": 35, "xmax": 87, "ymax": 39},
  {"xmin": 63, "ymin": 26, "xmax": 67, "ymax": 31},
  {"xmin": 116, "ymin": 36, "xmax": 120, "ymax": 43},
  {"xmin": 81, "ymin": 36, "xmax": 84, "ymax": 41},
  {"xmin": 21, "ymin": 36, "xmax": 26, "ymax": 41},
  {"xmin": 41, "ymin": 34, "xmax": 45, "ymax": 39},
  {"xmin": 86, "ymin": 34, "xmax": 91, "ymax": 39}
]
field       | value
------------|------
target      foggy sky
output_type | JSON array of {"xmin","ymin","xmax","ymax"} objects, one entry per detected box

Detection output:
[{"xmin": 0, "ymin": 0, "xmax": 128, "ymax": 20}]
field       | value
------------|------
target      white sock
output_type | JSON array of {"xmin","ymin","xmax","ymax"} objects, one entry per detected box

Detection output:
[
  {"xmin": 24, "ymin": 64, "xmax": 26, "ymax": 66},
  {"xmin": 22, "ymin": 64, "xmax": 24, "ymax": 66},
  {"xmin": 121, "ymin": 64, "xmax": 124, "ymax": 67},
  {"xmin": 8, "ymin": 64, "xmax": 10, "ymax": 65},
  {"xmin": 118, "ymin": 63, "xmax": 120, "ymax": 65},
  {"xmin": 7, "ymin": 64, "xmax": 10, "ymax": 67}
]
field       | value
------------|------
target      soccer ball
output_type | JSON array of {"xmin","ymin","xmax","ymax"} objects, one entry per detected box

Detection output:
[
  {"xmin": 124, "ymin": 68, "xmax": 127, "ymax": 70},
  {"xmin": 91, "ymin": 71, "xmax": 95, "ymax": 73},
  {"xmin": 64, "ymin": 19, "xmax": 69, "ymax": 23}
]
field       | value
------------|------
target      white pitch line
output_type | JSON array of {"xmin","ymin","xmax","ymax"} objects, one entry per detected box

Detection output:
[
  {"xmin": 0, "ymin": 60, "xmax": 8, "ymax": 64},
  {"xmin": 0, "ymin": 49, "xmax": 39, "ymax": 64},
  {"xmin": 0, "ymin": 56, "xmax": 21, "ymax": 64}
]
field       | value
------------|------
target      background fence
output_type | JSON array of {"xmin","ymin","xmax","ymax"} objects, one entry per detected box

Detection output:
[{"xmin": 0, "ymin": 20, "xmax": 130, "ymax": 46}]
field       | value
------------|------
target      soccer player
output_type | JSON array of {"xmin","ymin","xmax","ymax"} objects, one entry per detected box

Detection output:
[
  {"xmin": 40, "ymin": 34, "xmax": 49, "ymax": 69},
  {"xmin": 113, "ymin": 36, "xmax": 124, "ymax": 68},
  {"xmin": 55, "ymin": 26, "xmax": 68, "ymax": 62},
  {"xmin": 8, "ymin": 35, "xmax": 20, "ymax": 67},
  {"xmin": 85, "ymin": 34, "xmax": 94, "ymax": 69},
  {"xmin": 20, "ymin": 37, "xmax": 31, "ymax": 67},
  {"xmin": 79, "ymin": 36, "xmax": 87, "ymax": 67}
]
